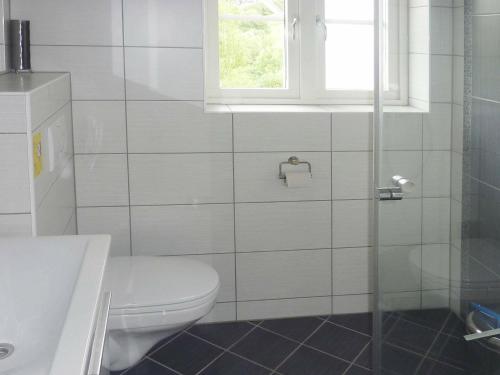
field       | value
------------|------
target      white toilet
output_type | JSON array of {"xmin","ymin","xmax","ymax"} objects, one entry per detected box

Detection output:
[{"xmin": 104, "ymin": 256, "xmax": 220, "ymax": 371}]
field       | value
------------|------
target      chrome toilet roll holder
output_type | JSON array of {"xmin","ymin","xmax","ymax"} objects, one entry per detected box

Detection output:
[{"xmin": 278, "ymin": 156, "xmax": 312, "ymax": 180}]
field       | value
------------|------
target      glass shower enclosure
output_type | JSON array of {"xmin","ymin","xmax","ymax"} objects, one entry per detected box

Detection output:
[{"xmin": 373, "ymin": 0, "xmax": 500, "ymax": 373}]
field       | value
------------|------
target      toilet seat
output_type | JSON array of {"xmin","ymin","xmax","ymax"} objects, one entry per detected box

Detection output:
[{"xmin": 105, "ymin": 256, "xmax": 220, "ymax": 331}]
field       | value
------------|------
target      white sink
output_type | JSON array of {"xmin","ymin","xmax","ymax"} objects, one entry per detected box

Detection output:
[{"xmin": 0, "ymin": 235, "xmax": 110, "ymax": 375}]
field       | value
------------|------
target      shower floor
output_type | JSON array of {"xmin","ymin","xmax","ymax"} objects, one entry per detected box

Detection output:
[{"xmin": 113, "ymin": 309, "xmax": 468, "ymax": 375}]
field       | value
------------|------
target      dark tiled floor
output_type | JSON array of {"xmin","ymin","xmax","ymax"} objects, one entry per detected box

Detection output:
[{"xmin": 116, "ymin": 309, "xmax": 492, "ymax": 375}]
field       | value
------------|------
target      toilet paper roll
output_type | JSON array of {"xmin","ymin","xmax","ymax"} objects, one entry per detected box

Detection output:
[{"xmin": 285, "ymin": 171, "xmax": 312, "ymax": 188}]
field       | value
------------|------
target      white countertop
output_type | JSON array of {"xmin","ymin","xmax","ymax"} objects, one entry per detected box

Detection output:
[{"xmin": 0, "ymin": 72, "xmax": 69, "ymax": 94}]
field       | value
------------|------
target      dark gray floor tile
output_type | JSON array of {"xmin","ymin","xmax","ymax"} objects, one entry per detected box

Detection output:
[
  {"xmin": 398, "ymin": 309, "xmax": 450, "ymax": 332},
  {"xmin": 355, "ymin": 342, "xmax": 372, "ymax": 369},
  {"xmin": 260, "ymin": 316, "xmax": 323, "ymax": 342},
  {"xmin": 230, "ymin": 327, "xmax": 299, "ymax": 369},
  {"xmin": 385, "ymin": 318, "xmax": 438, "ymax": 355},
  {"xmin": 122, "ymin": 358, "xmax": 178, "ymax": 375},
  {"xmin": 188, "ymin": 321, "xmax": 254, "ymax": 348},
  {"xmin": 150, "ymin": 333, "xmax": 223, "ymax": 375},
  {"xmin": 305, "ymin": 322, "xmax": 370, "ymax": 362},
  {"xmin": 428, "ymin": 334, "xmax": 468, "ymax": 368},
  {"xmin": 442, "ymin": 314, "xmax": 466, "ymax": 338},
  {"xmin": 277, "ymin": 346, "xmax": 349, "ymax": 375},
  {"xmin": 417, "ymin": 359, "xmax": 466, "ymax": 375},
  {"xmin": 328, "ymin": 313, "xmax": 372, "ymax": 336},
  {"xmin": 345, "ymin": 365, "xmax": 373, "ymax": 375},
  {"xmin": 199, "ymin": 352, "xmax": 271, "ymax": 375},
  {"xmin": 381, "ymin": 343, "xmax": 424, "ymax": 375}
]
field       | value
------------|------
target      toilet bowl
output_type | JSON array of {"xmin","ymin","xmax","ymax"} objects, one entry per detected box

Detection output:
[{"xmin": 104, "ymin": 256, "xmax": 220, "ymax": 371}]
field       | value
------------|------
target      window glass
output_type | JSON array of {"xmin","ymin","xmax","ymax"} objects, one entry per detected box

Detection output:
[{"xmin": 218, "ymin": 0, "xmax": 287, "ymax": 89}]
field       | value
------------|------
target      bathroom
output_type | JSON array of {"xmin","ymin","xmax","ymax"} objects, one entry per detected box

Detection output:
[{"xmin": 0, "ymin": 0, "xmax": 498, "ymax": 374}]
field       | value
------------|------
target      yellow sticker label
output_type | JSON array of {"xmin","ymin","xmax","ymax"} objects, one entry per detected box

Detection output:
[{"xmin": 33, "ymin": 132, "xmax": 42, "ymax": 177}]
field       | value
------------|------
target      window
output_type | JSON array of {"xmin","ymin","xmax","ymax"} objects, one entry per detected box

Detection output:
[{"xmin": 204, "ymin": 0, "xmax": 407, "ymax": 105}]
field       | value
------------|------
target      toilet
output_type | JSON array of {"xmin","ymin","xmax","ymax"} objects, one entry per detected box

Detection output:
[{"xmin": 104, "ymin": 256, "xmax": 220, "ymax": 371}]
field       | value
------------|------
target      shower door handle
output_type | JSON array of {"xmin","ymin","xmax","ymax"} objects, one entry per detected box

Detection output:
[{"xmin": 464, "ymin": 328, "xmax": 500, "ymax": 341}]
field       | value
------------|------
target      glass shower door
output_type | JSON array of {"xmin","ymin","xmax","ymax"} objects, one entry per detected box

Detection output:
[{"xmin": 373, "ymin": 1, "xmax": 500, "ymax": 374}]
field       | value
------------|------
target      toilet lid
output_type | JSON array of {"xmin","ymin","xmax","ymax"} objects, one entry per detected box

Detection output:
[{"xmin": 106, "ymin": 256, "xmax": 220, "ymax": 310}]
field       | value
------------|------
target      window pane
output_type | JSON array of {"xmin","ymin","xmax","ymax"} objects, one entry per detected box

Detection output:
[
  {"xmin": 218, "ymin": 0, "xmax": 286, "ymax": 89},
  {"xmin": 325, "ymin": 0, "xmax": 373, "ymax": 22},
  {"xmin": 325, "ymin": 24, "xmax": 374, "ymax": 91}
]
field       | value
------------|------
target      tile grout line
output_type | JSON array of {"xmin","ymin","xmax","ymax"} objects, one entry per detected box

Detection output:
[
  {"xmin": 330, "ymin": 112, "xmax": 334, "ymax": 314},
  {"xmin": 120, "ymin": 0, "xmax": 133, "ymax": 257},
  {"xmin": 341, "ymin": 340, "xmax": 372, "ymax": 375},
  {"xmin": 231, "ymin": 113, "xmax": 238, "ymax": 321}
]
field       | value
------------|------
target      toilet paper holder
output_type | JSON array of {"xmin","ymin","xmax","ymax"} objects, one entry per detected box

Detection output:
[{"xmin": 279, "ymin": 156, "xmax": 312, "ymax": 180}]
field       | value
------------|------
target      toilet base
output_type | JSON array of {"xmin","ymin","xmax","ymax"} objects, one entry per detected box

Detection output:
[{"xmin": 105, "ymin": 324, "xmax": 189, "ymax": 371}]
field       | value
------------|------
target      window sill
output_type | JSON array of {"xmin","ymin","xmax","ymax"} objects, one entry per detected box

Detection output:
[{"xmin": 204, "ymin": 104, "xmax": 428, "ymax": 114}]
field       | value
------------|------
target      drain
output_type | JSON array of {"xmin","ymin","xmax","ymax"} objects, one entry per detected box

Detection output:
[{"xmin": 0, "ymin": 344, "xmax": 14, "ymax": 360}]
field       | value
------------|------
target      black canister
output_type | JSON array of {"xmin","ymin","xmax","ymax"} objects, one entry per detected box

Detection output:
[{"xmin": 9, "ymin": 20, "xmax": 31, "ymax": 72}]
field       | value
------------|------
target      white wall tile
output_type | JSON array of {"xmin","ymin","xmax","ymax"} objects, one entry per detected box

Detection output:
[
  {"xmin": 0, "ymin": 135, "xmax": 30, "ymax": 213},
  {"xmin": 198, "ymin": 302, "xmax": 236, "ymax": 324},
  {"xmin": 382, "ymin": 114, "xmax": 423, "ymax": 151},
  {"xmin": 63, "ymin": 213, "xmax": 77, "ymax": 235},
  {"xmin": 453, "ymin": 6, "xmax": 464, "ymax": 56},
  {"xmin": 332, "ymin": 294, "xmax": 373, "ymax": 314},
  {"xmin": 382, "ymin": 291, "xmax": 421, "ymax": 311},
  {"xmin": 379, "ymin": 245, "xmax": 422, "ymax": 292},
  {"xmin": 431, "ymin": 55, "xmax": 453, "ymax": 103},
  {"xmin": 451, "ymin": 152, "xmax": 462, "ymax": 201},
  {"xmin": 73, "ymin": 101, "xmax": 127, "ymax": 154},
  {"xmin": 379, "ymin": 199, "xmax": 422, "ymax": 246},
  {"xmin": 422, "ymin": 289, "xmax": 449, "ymax": 309},
  {"xmin": 11, "ymin": 0, "xmax": 123, "ymax": 46},
  {"xmin": 422, "ymin": 198, "xmax": 451, "ymax": 243},
  {"xmin": 234, "ymin": 113, "xmax": 331, "ymax": 152},
  {"xmin": 237, "ymin": 297, "xmax": 332, "ymax": 321},
  {"xmin": 332, "ymin": 152, "xmax": 372, "ymax": 200},
  {"xmin": 423, "ymin": 103, "xmax": 452, "ymax": 150},
  {"xmin": 409, "ymin": 53, "xmax": 430, "ymax": 102},
  {"xmin": 422, "ymin": 244, "xmax": 450, "ymax": 290},
  {"xmin": 75, "ymin": 154, "xmax": 129, "ymax": 206},
  {"xmin": 0, "ymin": 96, "xmax": 27, "ymax": 133},
  {"xmin": 236, "ymin": 250, "xmax": 331, "ymax": 300},
  {"xmin": 452, "ymin": 104, "xmax": 464, "ymax": 153},
  {"xmin": 332, "ymin": 247, "xmax": 374, "ymax": 295},
  {"xmin": 332, "ymin": 113, "xmax": 372, "ymax": 151},
  {"xmin": 450, "ymin": 199, "xmax": 461, "ymax": 249},
  {"xmin": 0, "ymin": 214, "xmax": 32, "ymax": 236},
  {"xmin": 77, "ymin": 206, "xmax": 131, "ymax": 257},
  {"xmin": 125, "ymin": 47, "xmax": 203, "ymax": 100},
  {"xmin": 235, "ymin": 201, "xmax": 331, "ymax": 252},
  {"xmin": 381, "ymin": 151, "xmax": 423, "ymax": 198},
  {"xmin": 234, "ymin": 152, "xmax": 331, "ymax": 202},
  {"xmin": 185, "ymin": 253, "xmax": 235, "ymax": 303},
  {"xmin": 332, "ymin": 200, "xmax": 372, "ymax": 248},
  {"xmin": 423, "ymin": 151, "xmax": 451, "ymax": 197},
  {"xmin": 123, "ymin": 0, "xmax": 202, "ymax": 47},
  {"xmin": 129, "ymin": 153, "xmax": 233, "ymax": 205},
  {"xmin": 453, "ymin": 56, "xmax": 464, "ymax": 105},
  {"xmin": 31, "ymin": 46, "xmax": 125, "ymax": 100},
  {"xmin": 127, "ymin": 101, "xmax": 232, "ymax": 153},
  {"xmin": 409, "ymin": 7, "xmax": 430, "ymax": 54},
  {"xmin": 431, "ymin": 7, "xmax": 452, "ymax": 55},
  {"xmin": 131, "ymin": 204, "xmax": 234, "ymax": 255}
]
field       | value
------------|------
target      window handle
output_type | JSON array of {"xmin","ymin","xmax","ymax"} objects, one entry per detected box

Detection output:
[
  {"xmin": 316, "ymin": 15, "xmax": 327, "ymax": 41},
  {"xmin": 291, "ymin": 17, "xmax": 298, "ymax": 40}
]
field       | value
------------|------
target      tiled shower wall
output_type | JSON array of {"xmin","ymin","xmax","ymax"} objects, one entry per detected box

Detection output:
[{"xmin": 11, "ymin": 0, "xmax": 453, "ymax": 321}]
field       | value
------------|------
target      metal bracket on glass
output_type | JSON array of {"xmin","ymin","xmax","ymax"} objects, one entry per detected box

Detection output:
[{"xmin": 377, "ymin": 175, "xmax": 415, "ymax": 201}]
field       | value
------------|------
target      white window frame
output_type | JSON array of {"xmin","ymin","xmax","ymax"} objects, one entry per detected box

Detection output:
[{"xmin": 204, "ymin": 0, "xmax": 408, "ymax": 105}]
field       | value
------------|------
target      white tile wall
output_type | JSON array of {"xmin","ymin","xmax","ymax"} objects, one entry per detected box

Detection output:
[
  {"xmin": 73, "ymin": 101, "xmax": 127, "ymax": 154},
  {"xmin": 235, "ymin": 202, "xmax": 331, "ymax": 252},
  {"xmin": 9, "ymin": 0, "xmax": 456, "ymax": 320},
  {"xmin": 131, "ymin": 204, "xmax": 234, "ymax": 255},
  {"xmin": 127, "ymin": 101, "xmax": 232, "ymax": 153},
  {"xmin": 129, "ymin": 153, "xmax": 233, "ymax": 205},
  {"xmin": 125, "ymin": 47, "xmax": 203, "ymax": 100}
]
